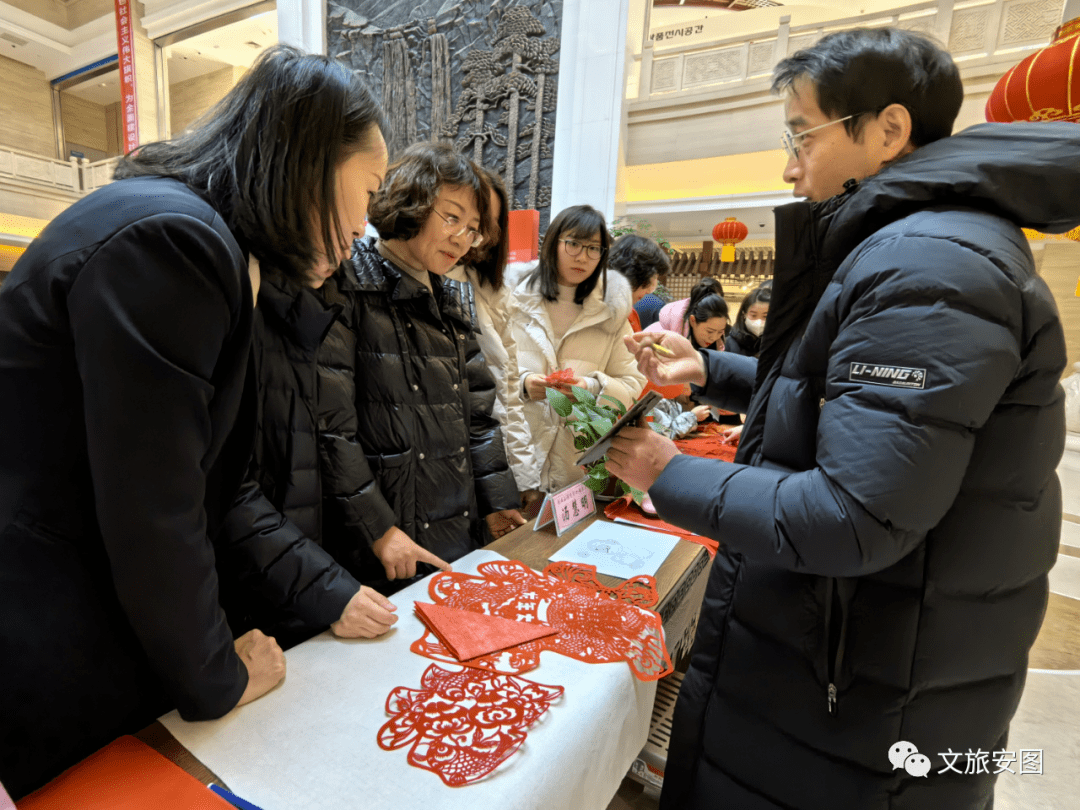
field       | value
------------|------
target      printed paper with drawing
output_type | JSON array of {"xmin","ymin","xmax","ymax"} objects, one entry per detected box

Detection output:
[{"xmin": 551, "ymin": 522, "xmax": 679, "ymax": 579}]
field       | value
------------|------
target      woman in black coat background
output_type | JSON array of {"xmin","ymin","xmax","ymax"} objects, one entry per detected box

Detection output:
[
  {"xmin": 318, "ymin": 142, "xmax": 523, "ymax": 594},
  {"xmin": 0, "ymin": 46, "xmax": 386, "ymax": 797}
]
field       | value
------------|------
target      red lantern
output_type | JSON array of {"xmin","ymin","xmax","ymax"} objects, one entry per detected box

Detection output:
[
  {"xmin": 986, "ymin": 17, "xmax": 1080, "ymax": 245},
  {"xmin": 712, "ymin": 217, "xmax": 748, "ymax": 263},
  {"xmin": 986, "ymin": 17, "xmax": 1080, "ymax": 124}
]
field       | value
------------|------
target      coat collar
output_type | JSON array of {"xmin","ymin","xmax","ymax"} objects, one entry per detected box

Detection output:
[
  {"xmin": 507, "ymin": 261, "xmax": 633, "ymax": 337},
  {"xmin": 256, "ymin": 270, "xmax": 341, "ymax": 354},
  {"xmin": 342, "ymin": 236, "xmax": 478, "ymax": 331}
]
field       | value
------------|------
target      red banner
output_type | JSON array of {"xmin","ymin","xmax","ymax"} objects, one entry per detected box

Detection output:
[{"xmin": 114, "ymin": 0, "xmax": 138, "ymax": 154}]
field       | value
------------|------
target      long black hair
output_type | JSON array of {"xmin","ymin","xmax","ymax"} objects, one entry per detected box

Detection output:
[
  {"xmin": 683, "ymin": 277, "xmax": 729, "ymax": 343},
  {"xmin": 528, "ymin": 204, "xmax": 610, "ymax": 304},
  {"xmin": 116, "ymin": 45, "xmax": 386, "ymax": 285},
  {"xmin": 733, "ymin": 280, "xmax": 772, "ymax": 334}
]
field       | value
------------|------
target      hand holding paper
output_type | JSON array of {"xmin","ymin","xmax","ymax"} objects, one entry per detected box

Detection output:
[{"xmin": 607, "ymin": 425, "xmax": 681, "ymax": 493}]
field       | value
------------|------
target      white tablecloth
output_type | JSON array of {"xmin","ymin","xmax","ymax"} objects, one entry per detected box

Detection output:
[{"xmin": 161, "ymin": 550, "xmax": 657, "ymax": 810}]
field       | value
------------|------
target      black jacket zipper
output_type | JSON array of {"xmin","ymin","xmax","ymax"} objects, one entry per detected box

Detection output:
[{"xmin": 824, "ymin": 577, "xmax": 852, "ymax": 716}]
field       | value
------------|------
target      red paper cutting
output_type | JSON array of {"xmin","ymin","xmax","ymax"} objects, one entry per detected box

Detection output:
[
  {"xmin": 377, "ymin": 664, "xmax": 563, "ymax": 787},
  {"xmin": 410, "ymin": 560, "xmax": 672, "ymax": 681},
  {"xmin": 544, "ymin": 367, "xmax": 575, "ymax": 386},
  {"xmin": 414, "ymin": 602, "xmax": 558, "ymax": 661}
]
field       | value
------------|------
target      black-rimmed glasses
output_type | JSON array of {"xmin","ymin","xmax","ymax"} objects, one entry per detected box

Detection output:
[{"xmin": 560, "ymin": 238, "xmax": 604, "ymax": 260}]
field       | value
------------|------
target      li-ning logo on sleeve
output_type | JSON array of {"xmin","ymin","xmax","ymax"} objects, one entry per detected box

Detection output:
[{"xmin": 849, "ymin": 363, "xmax": 926, "ymax": 389}]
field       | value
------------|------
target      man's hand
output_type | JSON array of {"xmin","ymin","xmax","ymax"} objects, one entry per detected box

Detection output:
[
  {"xmin": 624, "ymin": 331, "xmax": 706, "ymax": 388},
  {"xmin": 607, "ymin": 426, "xmax": 682, "ymax": 493},
  {"xmin": 331, "ymin": 586, "xmax": 398, "ymax": 639},
  {"xmin": 234, "ymin": 629, "xmax": 286, "ymax": 707},
  {"xmin": 486, "ymin": 509, "xmax": 527, "ymax": 539},
  {"xmin": 691, "ymin": 404, "xmax": 711, "ymax": 422},
  {"xmin": 372, "ymin": 525, "xmax": 452, "ymax": 580},
  {"xmin": 721, "ymin": 424, "xmax": 743, "ymax": 445}
]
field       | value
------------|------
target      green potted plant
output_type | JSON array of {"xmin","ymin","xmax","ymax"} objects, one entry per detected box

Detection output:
[{"xmin": 544, "ymin": 385, "xmax": 648, "ymax": 504}]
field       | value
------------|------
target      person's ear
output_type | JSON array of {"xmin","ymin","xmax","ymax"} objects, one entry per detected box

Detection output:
[
  {"xmin": 878, "ymin": 103, "xmax": 914, "ymax": 161},
  {"xmin": 689, "ymin": 315, "xmax": 698, "ymax": 329}
]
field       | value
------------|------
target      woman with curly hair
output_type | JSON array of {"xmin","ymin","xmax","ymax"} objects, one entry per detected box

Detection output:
[{"xmin": 317, "ymin": 142, "xmax": 524, "ymax": 595}]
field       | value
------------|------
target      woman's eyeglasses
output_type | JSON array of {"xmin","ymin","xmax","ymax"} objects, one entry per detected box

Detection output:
[
  {"xmin": 432, "ymin": 209, "xmax": 485, "ymax": 249},
  {"xmin": 560, "ymin": 238, "xmax": 604, "ymax": 260}
]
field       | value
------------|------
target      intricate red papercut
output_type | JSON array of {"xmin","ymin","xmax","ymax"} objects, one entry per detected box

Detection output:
[
  {"xmin": 544, "ymin": 367, "xmax": 575, "ymax": 386},
  {"xmin": 410, "ymin": 560, "xmax": 673, "ymax": 681},
  {"xmin": 377, "ymin": 664, "xmax": 563, "ymax": 787}
]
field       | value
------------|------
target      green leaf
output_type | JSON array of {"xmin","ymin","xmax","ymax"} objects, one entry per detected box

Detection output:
[
  {"xmin": 546, "ymin": 387, "xmax": 573, "ymax": 418},
  {"xmin": 571, "ymin": 385, "xmax": 596, "ymax": 407},
  {"xmin": 590, "ymin": 417, "xmax": 614, "ymax": 437},
  {"xmin": 629, "ymin": 486, "xmax": 646, "ymax": 505},
  {"xmin": 617, "ymin": 480, "xmax": 632, "ymax": 495},
  {"xmin": 599, "ymin": 394, "xmax": 627, "ymax": 414},
  {"xmin": 571, "ymin": 404, "xmax": 590, "ymax": 423},
  {"xmin": 587, "ymin": 459, "xmax": 608, "ymax": 477},
  {"xmin": 583, "ymin": 474, "xmax": 609, "ymax": 493},
  {"xmin": 573, "ymin": 434, "xmax": 591, "ymax": 451}
]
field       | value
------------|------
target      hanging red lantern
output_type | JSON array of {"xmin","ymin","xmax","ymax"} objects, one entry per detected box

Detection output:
[
  {"xmin": 986, "ymin": 17, "xmax": 1080, "ymax": 245},
  {"xmin": 986, "ymin": 17, "xmax": 1080, "ymax": 124},
  {"xmin": 712, "ymin": 217, "xmax": 748, "ymax": 263}
]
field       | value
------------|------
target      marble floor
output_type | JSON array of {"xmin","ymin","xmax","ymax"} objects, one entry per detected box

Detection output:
[{"xmin": 607, "ymin": 519, "xmax": 1080, "ymax": 810}]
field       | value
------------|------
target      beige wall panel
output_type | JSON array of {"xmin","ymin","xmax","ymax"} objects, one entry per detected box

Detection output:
[
  {"xmin": 1038, "ymin": 242, "xmax": 1080, "ymax": 376},
  {"xmin": 0, "ymin": 55, "xmax": 55, "ymax": 158},
  {"xmin": 60, "ymin": 93, "xmax": 108, "ymax": 154},
  {"xmin": 627, "ymin": 101, "xmax": 783, "ymax": 166},
  {"xmin": 170, "ymin": 66, "xmax": 242, "ymax": 134}
]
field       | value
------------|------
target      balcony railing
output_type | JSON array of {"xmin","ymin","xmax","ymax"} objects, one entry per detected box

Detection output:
[
  {"xmin": 0, "ymin": 147, "xmax": 121, "ymax": 197},
  {"xmin": 631, "ymin": 0, "xmax": 1064, "ymax": 102}
]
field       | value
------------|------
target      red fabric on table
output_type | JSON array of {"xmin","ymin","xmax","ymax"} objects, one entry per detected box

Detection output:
[
  {"xmin": 17, "ymin": 736, "xmax": 232, "ymax": 810},
  {"xmin": 674, "ymin": 431, "xmax": 739, "ymax": 462},
  {"xmin": 413, "ymin": 601, "xmax": 558, "ymax": 662},
  {"xmin": 604, "ymin": 497, "xmax": 719, "ymax": 558}
]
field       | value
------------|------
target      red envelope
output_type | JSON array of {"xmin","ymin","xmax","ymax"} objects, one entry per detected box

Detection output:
[{"xmin": 414, "ymin": 602, "xmax": 558, "ymax": 661}]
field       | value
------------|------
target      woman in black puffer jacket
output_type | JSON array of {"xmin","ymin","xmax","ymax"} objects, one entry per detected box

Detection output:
[{"xmin": 318, "ymin": 142, "xmax": 523, "ymax": 594}]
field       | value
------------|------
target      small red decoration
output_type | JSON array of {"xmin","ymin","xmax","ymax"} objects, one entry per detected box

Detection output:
[
  {"xmin": 712, "ymin": 217, "xmax": 749, "ymax": 262},
  {"xmin": 544, "ymin": 368, "xmax": 576, "ymax": 386},
  {"xmin": 411, "ymin": 560, "xmax": 673, "ymax": 681},
  {"xmin": 986, "ymin": 17, "xmax": 1080, "ymax": 125},
  {"xmin": 413, "ymin": 602, "xmax": 559, "ymax": 662},
  {"xmin": 377, "ymin": 664, "xmax": 563, "ymax": 787}
]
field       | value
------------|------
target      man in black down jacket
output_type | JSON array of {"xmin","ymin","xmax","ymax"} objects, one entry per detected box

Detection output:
[{"xmin": 608, "ymin": 28, "xmax": 1077, "ymax": 810}]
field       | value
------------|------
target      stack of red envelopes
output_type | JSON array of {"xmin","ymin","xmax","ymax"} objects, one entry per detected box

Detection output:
[{"xmin": 413, "ymin": 602, "xmax": 558, "ymax": 662}]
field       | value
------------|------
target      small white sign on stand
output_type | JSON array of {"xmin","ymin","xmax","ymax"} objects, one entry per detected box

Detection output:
[{"xmin": 534, "ymin": 478, "xmax": 596, "ymax": 536}]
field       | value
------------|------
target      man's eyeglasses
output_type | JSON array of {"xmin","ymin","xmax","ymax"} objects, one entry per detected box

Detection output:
[
  {"xmin": 560, "ymin": 238, "xmax": 604, "ymax": 261},
  {"xmin": 431, "ymin": 209, "xmax": 485, "ymax": 249},
  {"xmin": 781, "ymin": 113, "xmax": 865, "ymax": 160}
]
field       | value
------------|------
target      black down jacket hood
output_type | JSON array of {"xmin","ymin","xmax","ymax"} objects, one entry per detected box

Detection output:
[{"xmin": 652, "ymin": 121, "xmax": 1078, "ymax": 810}]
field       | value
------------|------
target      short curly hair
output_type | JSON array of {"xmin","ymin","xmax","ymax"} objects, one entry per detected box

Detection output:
[
  {"xmin": 608, "ymin": 234, "xmax": 670, "ymax": 291},
  {"xmin": 368, "ymin": 141, "xmax": 488, "ymax": 242}
]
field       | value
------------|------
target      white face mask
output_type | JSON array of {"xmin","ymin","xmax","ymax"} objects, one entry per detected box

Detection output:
[{"xmin": 745, "ymin": 318, "xmax": 765, "ymax": 337}]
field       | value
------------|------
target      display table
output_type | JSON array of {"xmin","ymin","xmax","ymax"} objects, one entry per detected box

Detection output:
[{"xmin": 145, "ymin": 514, "xmax": 711, "ymax": 809}]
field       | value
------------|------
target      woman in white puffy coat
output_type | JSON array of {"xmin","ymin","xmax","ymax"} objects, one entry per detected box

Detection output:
[
  {"xmin": 508, "ymin": 204, "xmax": 646, "ymax": 495},
  {"xmin": 447, "ymin": 169, "xmax": 539, "ymax": 496}
]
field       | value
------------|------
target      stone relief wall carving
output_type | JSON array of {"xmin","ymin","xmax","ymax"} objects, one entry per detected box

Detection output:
[{"xmin": 328, "ymin": 0, "xmax": 562, "ymax": 228}]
